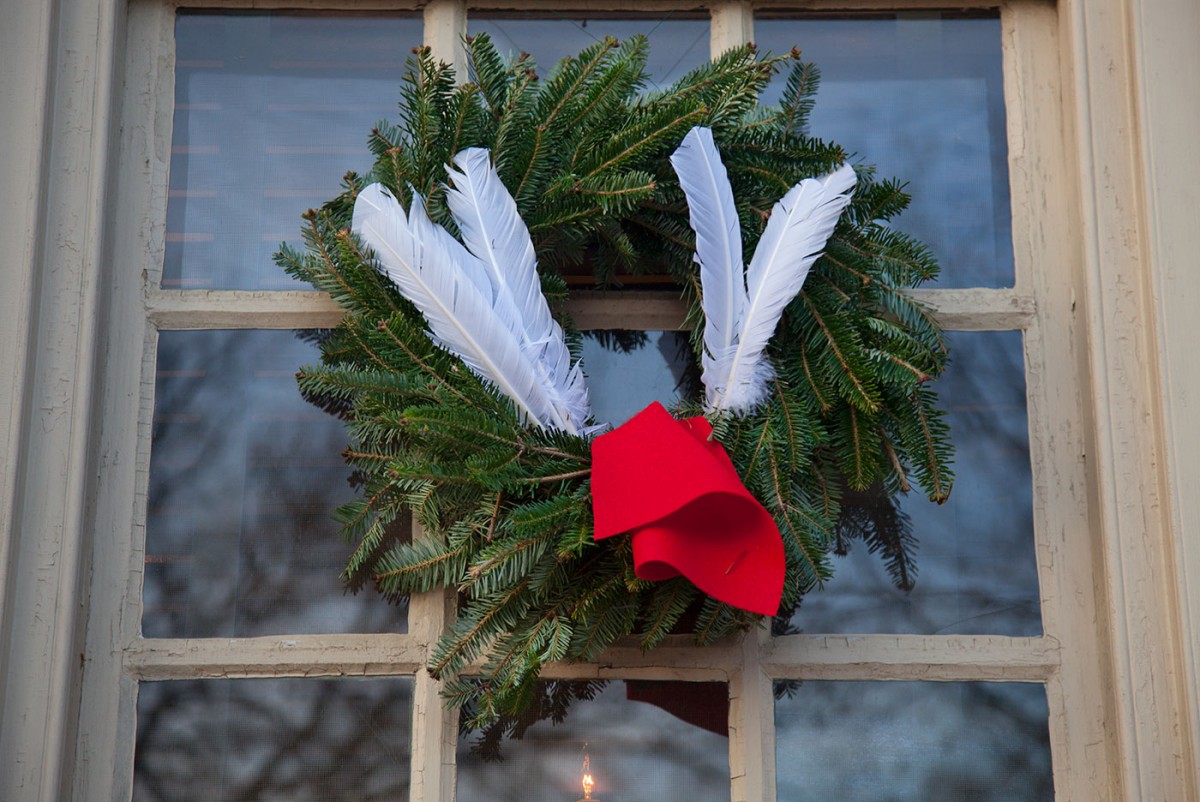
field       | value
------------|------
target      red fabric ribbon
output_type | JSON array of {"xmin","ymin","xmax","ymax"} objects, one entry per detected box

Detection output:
[{"xmin": 590, "ymin": 401, "xmax": 785, "ymax": 616}]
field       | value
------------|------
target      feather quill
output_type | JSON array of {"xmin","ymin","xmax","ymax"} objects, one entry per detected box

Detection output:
[
  {"xmin": 443, "ymin": 148, "xmax": 591, "ymax": 433},
  {"xmin": 670, "ymin": 127, "xmax": 856, "ymax": 414},
  {"xmin": 669, "ymin": 127, "xmax": 746, "ymax": 406},
  {"xmin": 352, "ymin": 183, "xmax": 569, "ymax": 430}
]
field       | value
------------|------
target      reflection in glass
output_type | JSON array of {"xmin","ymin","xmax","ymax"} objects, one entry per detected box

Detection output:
[
  {"xmin": 775, "ymin": 681, "xmax": 1052, "ymax": 801},
  {"xmin": 468, "ymin": 15, "xmax": 710, "ymax": 90},
  {"xmin": 581, "ymin": 330, "xmax": 697, "ymax": 427},
  {"xmin": 458, "ymin": 680, "xmax": 730, "ymax": 802},
  {"xmin": 167, "ymin": 12, "xmax": 421, "ymax": 290},
  {"xmin": 134, "ymin": 677, "xmax": 413, "ymax": 801},
  {"xmin": 792, "ymin": 331, "xmax": 1039, "ymax": 636},
  {"xmin": 144, "ymin": 330, "xmax": 407, "ymax": 638},
  {"xmin": 756, "ymin": 15, "xmax": 1013, "ymax": 288}
]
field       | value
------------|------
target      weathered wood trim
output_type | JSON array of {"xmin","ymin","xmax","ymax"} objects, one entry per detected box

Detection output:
[
  {"xmin": 147, "ymin": 287, "xmax": 1033, "ymax": 332},
  {"xmin": 0, "ymin": 0, "xmax": 54, "ymax": 717},
  {"xmin": 765, "ymin": 633, "xmax": 1059, "ymax": 679},
  {"xmin": 123, "ymin": 632, "xmax": 1056, "ymax": 678},
  {"xmin": 711, "ymin": 0, "xmax": 754, "ymax": 54},
  {"xmin": 425, "ymin": 0, "xmax": 468, "ymax": 76},
  {"xmin": 416, "ymin": 15, "xmax": 469, "ymax": 795},
  {"xmin": 125, "ymin": 635, "xmax": 428, "ymax": 679},
  {"xmin": 405, "ymin": 523, "xmax": 458, "ymax": 801},
  {"xmin": 1002, "ymin": 3, "xmax": 1120, "ymax": 799},
  {"xmin": 464, "ymin": 0, "xmax": 1000, "ymax": 11},
  {"xmin": 147, "ymin": 290, "xmax": 346, "ymax": 329},
  {"xmin": 1059, "ymin": 0, "xmax": 1199, "ymax": 797},
  {"xmin": 172, "ymin": 0, "xmax": 424, "ymax": 9},
  {"xmin": 1132, "ymin": 0, "xmax": 1200, "ymax": 784},
  {"xmin": 0, "ymin": 1, "xmax": 126, "ymax": 800},
  {"xmin": 728, "ymin": 627, "xmax": 775, "ymax": 802},
  {"xmin": 70, "ymin": 4, "xmax": 175, "ymax": 801}
]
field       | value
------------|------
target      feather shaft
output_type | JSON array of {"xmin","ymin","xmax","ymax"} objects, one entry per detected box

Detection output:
[
  {"xmin": 717, "ymin": 163, "xmax": 856, "ymax": 413},
  {"xmin": 444, "ymin": 148, "xmax": 591, "ymax": 433},
  {"xmin": 670, "ymin": 126, "xmax": 856, "ymax": 414},
  {"xmin": 669, "ymin": 127, "xmax": 746, "ymax": 407},
  {"xmin": 352, "ymin": 183, "xmax": 563, "ymax": 429}
]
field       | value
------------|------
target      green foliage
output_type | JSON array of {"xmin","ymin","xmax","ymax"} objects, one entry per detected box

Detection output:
[{"xmin": 277, "ymin": 35, "xmax": 954, "ymax": 728}]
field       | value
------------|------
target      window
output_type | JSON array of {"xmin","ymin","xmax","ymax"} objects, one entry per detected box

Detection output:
[{"xmin": 37, "ymin": 1, "xmax": 1172, "ymax": 800}]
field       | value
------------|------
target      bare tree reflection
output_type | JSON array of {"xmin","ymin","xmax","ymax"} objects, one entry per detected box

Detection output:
[
  {"xmin": 144, "ymin": 330, "xmax": 408, "ymax": 638},
  {"xmin": 134, "ymin": 678, "xmax": 412, "ymax": 802},
  {"xmin": 775, "ymin": 681, "xmax": 1053, "ymax": 802}
]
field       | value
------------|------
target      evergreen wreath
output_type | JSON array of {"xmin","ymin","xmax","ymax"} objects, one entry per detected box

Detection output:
[{"xmin": 277, "ymin": 33, "xmax": 954, "ymax": 729}]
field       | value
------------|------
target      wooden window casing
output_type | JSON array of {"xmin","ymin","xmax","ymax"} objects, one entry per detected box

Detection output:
[{"xmin": 9, "ymin": 1, "xmax": 1177, "ymax": 800}]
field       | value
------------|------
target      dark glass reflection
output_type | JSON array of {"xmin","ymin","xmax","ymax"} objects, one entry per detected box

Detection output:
[
  {"xmin": 134, "ymin": 677, "xmax": 413, "ymax": 801},
  {"xmin": 756, "ymin": 15, "xmax": 1013, "ymax": 288},
  {"xmin": 468, "ymin": 15, "xmax": 710, "ymax": 90},
  {"xmin": 775, "ymin": 681, "xmax": 1052, "ymax": 801},
  {"xmin": 793, "ymin": 331, "xmax": 1039, "ymax": 636},
  {"xmin": 167, "ymin": 12, "xmax": 421, "ymax": 290},
  {"xmin": 581, "ymin": 330, "xmax": 697, "ymax": 427},
  {"xmin": 144, "ymin": 330, "xmax": 407, "ymax": 637},
  {"xmin": 458, "ymin": 680, "xmax": 730, "ymax": 801}
]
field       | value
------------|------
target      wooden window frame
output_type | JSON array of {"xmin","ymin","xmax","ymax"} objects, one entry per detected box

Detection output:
[{"xmin": 2, "ymin": 1, "xmax": 1198, "ymax": 800}]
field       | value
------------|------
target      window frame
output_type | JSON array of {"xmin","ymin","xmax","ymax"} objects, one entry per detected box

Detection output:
[{"xmin": 0, "ymin": 0, "xmax": 1189, "ymax": 800}]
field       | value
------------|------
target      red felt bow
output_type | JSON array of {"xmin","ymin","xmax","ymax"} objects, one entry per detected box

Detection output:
[{"xmin": 590, "ymin": 401, "xmax": 785, "ymax": 616}]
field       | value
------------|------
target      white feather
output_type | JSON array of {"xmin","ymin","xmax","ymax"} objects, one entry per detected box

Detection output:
[
  {"xmin": 669, "ymin": 127, "xmax": 746, "ymax": 407},
  {"xmin": 715, "ymin": 163, "xmax": 856, "ymax": 413},
  {"xmin": 352, "ymin": 183, "xmax": 566, "ymax": 430},
  {"xmin": 443, "ymin": 148, "xmax": 591, "ymax": 433},
  {"xmin": 670, "ymin": 127, "xmax": 856, "ymax": 414}
]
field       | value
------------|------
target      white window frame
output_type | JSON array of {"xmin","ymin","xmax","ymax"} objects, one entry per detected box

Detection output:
[{"xmin": 2, "ymin": 1, "xmax": 1198, "ymax": 800}]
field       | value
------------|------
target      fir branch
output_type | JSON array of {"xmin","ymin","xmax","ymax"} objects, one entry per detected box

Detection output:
[{"xmin": 800, "ymin": 292, "xmax": 881, "ymax": 413}]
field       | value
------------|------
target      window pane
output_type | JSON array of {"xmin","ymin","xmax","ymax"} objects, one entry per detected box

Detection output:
[
  {"xmin": 457, "ymin": 680, "xmax": 730, "ymax": 801},
  {"xmin": 775, "ymin": 681, "xmax": 1053, "ymax": 801},
  {"xmin": 756, "ymin": 15, "xmax": 1013, "ymax": 288},
  {"xmin": 581, "ymin": 330, "xmax": 696, "ymax": 426},
  {"xmin": 134, "ymin": 678, "xmax": 412, "ymax": 801},
  {"xmin": 144, "ymin": 330, "xmax": 406, "ymax": 637},
  {"xmin": 468, "ymin": 15, "xmax": 710, "ymax": 90},
  {"xmin": 791, "ymin": 331, "xmax": 1039, "ymax": 636},
  {"xmin": 166, "ymin": 12, "xmax": 421, "ymax": 290}
]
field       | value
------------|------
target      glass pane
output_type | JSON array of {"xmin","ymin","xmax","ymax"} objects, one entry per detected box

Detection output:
[
  {"xmin": 167, "ymin": 12, "xmax": 421, "ymax": 290},
  {"xmin": 457, "ymin": 680, "xmax": 730, "ymax": 801},
  {"xmin": 581, "ymin": 330, "xmax": 696, "ymax": 427},
  {"xmin": 134, "ymin": 677, "xmax": 412, "ymax": 801},
  {"xmin": 756, "ymin": 15, "xmax": 1013, "ymax": 288},
  {"xmin": 143, "ymin": 330, "xmax": 406, "ymax": 637},
  {"xmin": 775, "ymin": 681, "xmax": 1053, "ymax": 801},
  {"xmin": 792, "ymin": 331, "xmax": 1039, "ymax": 636},
  {"xmin": 468, "ymin": 15, "xmax": 710, "ymax": 90}
]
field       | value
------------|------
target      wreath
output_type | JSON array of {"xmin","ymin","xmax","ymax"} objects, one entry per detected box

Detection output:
[{"xmin": 277, "ymin": 34, "xmax": 953, "ymax": 728}]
